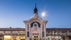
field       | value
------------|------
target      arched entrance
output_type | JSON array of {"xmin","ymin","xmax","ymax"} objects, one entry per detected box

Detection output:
[{"xmin": 32, "ymin": 30, "xmax": 39, "ymax": 40}]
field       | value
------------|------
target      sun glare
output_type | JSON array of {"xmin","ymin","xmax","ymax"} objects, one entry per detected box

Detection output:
[{"xmin": 41, "ymin": 11, "xmax": 46, "ymax": 17}]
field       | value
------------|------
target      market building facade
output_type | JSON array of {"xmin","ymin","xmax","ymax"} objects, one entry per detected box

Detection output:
[{"xmin": 0, "ymin": 6, "xmax": 71, "ymax": 40}]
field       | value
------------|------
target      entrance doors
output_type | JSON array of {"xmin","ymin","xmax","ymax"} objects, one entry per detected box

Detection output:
[
  {"xmin": 34, "ymin": 36, "xmax": 38, "ymax": 40},
  {"xmin": 33, "ymin": 35, "xmax": 39, "ymax": 40}
]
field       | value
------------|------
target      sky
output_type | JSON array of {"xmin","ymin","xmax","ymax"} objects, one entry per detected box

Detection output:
[{"xmin": 0, "ymin": 0, "xmax": 71, "ymax": 28}]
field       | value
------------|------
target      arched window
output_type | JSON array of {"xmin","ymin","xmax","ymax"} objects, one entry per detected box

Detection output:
[
  {"xmin": 27, "ymin": 32, "xmax": 29, "ymax": 37},
  {"xmin": 30, "ymin": 21, "xmax": 40, "ymax": 28},
  {"xmin": 33, "ymin": 23, "xmax": 38, "ymax": 27}
]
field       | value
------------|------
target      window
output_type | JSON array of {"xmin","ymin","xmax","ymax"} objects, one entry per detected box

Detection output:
[
  {"xmin": 34, "ymin": 36, "xmax": 38, "ymax": 38},
  {"xmin": 27, "ymin": 32, "xmax": 29, "ymax": 37},
  {"xmin": 30, "ymin": 21, "xmax": 40, "ymax": 28},
  {"xmin": 34, "ymin": 23, "xmax": 37, "ymax": 27}
]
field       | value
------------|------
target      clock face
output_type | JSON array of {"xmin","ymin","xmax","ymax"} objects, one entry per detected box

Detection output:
[{"xmin": 30, "ymin": 21, "xmax": 40, "ymax": 28}]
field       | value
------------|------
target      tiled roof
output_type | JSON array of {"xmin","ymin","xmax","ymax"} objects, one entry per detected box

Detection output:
[
  {"xmin": 0, "ymin": 28, "xmax": 25, "ymax": 31},
  {"xmin": 46, "ymin": 28, "xmax": 71, "ymax": 32},
  {"xmin": 0, "ymin": 28, "xmax": 71, "ymax": 31}
]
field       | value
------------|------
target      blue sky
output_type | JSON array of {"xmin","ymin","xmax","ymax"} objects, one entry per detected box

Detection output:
[{"xmin": 0, "ymin": 0, "xmax": 71, "ymax": 28}]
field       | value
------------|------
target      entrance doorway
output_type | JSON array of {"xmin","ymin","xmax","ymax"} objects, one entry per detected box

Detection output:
[{"xmin": 33, "ymin": 35, "xmax": 39, "ymax": 40}]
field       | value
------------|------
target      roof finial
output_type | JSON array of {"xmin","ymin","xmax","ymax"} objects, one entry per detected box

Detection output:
[
  {"xmin": 35, "ymin": 3, "xmax": 36, "ymax": 8},
  {"xmin": 34, "ymin": 3, "xmax": 38, "ymax": 14}
]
